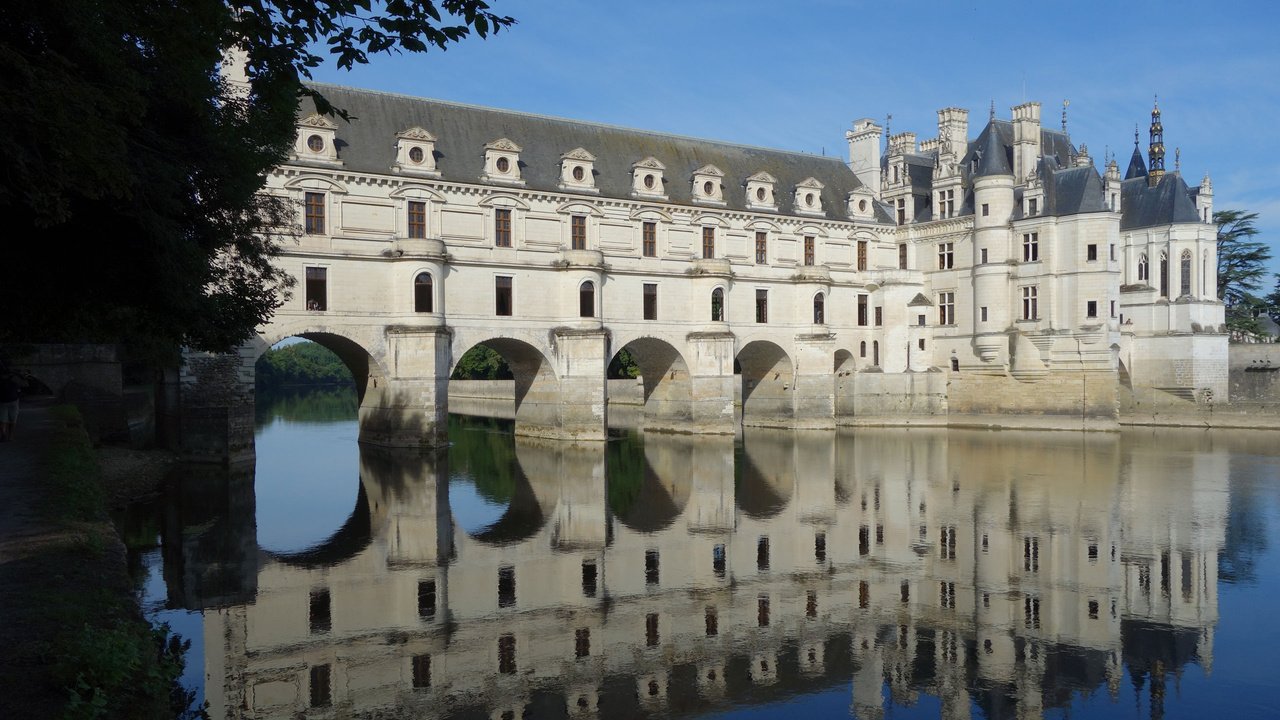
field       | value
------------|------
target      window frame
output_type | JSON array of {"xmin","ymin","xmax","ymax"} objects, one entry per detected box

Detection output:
[
  {"xmin": 642, "ymin": 283, "xmax": 658, "ymax": 321},
  {"xmin": 414, "ymin": 272, "xmax": 433, "ymax": 313},
  {"xmin": 702, "ymin": 226, "xmax": 715, "ymax": 259},
  {"xmin": 755, "ymin": 288, "xmax": 768, "ymax": 324},
  {"xmin": 494, "ymin": 208, "xmax": 513, "ymax": 248},
  {"xmin": 304, "ymin": 191, "xmax": 326, "ymax": 235},
  {"xmin": 570, "ymin": 215, "xmax": 587, "ymax": 250},
  {"xmin": 407, "ymin": 200, "xmax": 427, "ymax": 239},
  {"xmin": 642, "ymin": 221, "xmax": 657, "ymax": 257},
  {"xmin": 495, "ymin": 275, "xmax": 513, "ymax": 317},
  {"xmin": 755, "ymin": 231, "xmax": 768, "ymax": 264}
]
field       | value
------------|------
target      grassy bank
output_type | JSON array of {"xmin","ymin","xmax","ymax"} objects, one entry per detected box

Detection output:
[{"xmin": 13, "ymin": 406, "xmax": 199, "ymax": 719}]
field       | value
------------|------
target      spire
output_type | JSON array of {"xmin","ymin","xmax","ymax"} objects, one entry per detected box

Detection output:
[
  {"xmin": 989, "ymin": 100, "xmax": 995, "ymax": 121},
  {"xmin": 974, "ymin": 125, "xmax": 1011, "ymax": 177},
  {"xmin": 1125, "ymin": 122, "xmax": 1148, "ymax": 180},
  {"xmin": 1062, "ymin": 99, "xmax": 1069, "ymax": 133},
  {"xmin": 1148, "ymin": 95, "xmax": 1165, "ymax": 185}
]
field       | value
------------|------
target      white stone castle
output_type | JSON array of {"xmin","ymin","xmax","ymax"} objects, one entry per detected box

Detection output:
[{"xmin": 180, "ymin": 82, "xmax": 1227, "ymax": 452}]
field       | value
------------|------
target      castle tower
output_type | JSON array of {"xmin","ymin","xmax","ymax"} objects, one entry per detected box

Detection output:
[
  {"xmin": 970, "ymin": 126, "xmax": 1015, "ymax": 366},
  {"xmin": 1148, "ymin": 98, "xmax": 1165, "ymax": 186}
]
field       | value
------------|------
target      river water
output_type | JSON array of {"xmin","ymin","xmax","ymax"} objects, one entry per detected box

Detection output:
[{"xmin": 129, "ymin": 386, "xmax": 1280, "ymax": 719}]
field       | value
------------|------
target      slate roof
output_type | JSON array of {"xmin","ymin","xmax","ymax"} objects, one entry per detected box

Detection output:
[
  {"xmin": 1124, "ymin": 146, "xmax": 1148, "ymax": 180},
  {"xmin": 1119, "ymin": 173, "xmax": 1203, "ymax": 230},
  {"xmin": 1039, "ymin": 159, "xmax": 1108, "ymax": 217},
  {"xmin": 300, "ymin": 84, "xmax": 893, "ymax": 223},
  {"xmin": 972, "ymin": 122, "xmax": 1013, "ymax": 177}
]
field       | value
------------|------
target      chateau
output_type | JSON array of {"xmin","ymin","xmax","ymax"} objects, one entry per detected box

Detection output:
[{"xmin": 180, "ymin": 79, "xmax": 1228, "ymax": 452}]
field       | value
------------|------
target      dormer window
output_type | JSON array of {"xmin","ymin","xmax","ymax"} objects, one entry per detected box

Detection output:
[
  {"xmin": 483, "ymin": 138, "xmax": 524, "ymax": 185},
  {"xmin": 745, "ymin": 172, "xmax": 777, "ymax": 211},
  {"xmin": 295, "ymin": 113, "xmax": 341, "ymax": 166},
  {"xmin": 847, "ymin": 188, "xmax": 875, "ymax": 219},
  {"xmin": 632, "ymin": 157, "xmax": 667, "ymax": 199},
  {"xmin": 793, "ymin": 178, "xmax": 825, "ymax": 216},
  {"xmin": 692, "ymin": 165, "xmax": 726, "ymax": 205},
  {"xmin": 393, "ymin": 127, "xmax": 439, "ymax": 177},
  {"xmin": 559, "ymin": 148, "xmax": 598, "ymax": 193}
]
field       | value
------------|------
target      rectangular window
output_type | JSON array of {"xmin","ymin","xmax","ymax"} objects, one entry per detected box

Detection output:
[
  {"xmin": 896, "ymin": 198, "xmax": 906, "ymax": 225},
  {"xmin": 642, "ymin": 283, "xmax": 657, "ymax": 320},
  {"xmin": 857, "ymin": 240, "xmax": 868, "ymax": 271},
  {"xmin": 1088, "ymin": 600, "xmax": 1100, "ymax": 620},
  {"xmin": 946, "ymin": 189, "xmax": 955, "ymax": 217},
  {"xmin": 981, "ymin": 306, "xmax": 988, "ymax": 322},
  {"xmin": 1024, "ymin": 536, "xmax": 1040, "ymax": 572},
  {"xmin": 712, "ymin": 544, "xmax": 726, "ymax": 578},
  {"xmin": 757, "ymin": 596, "xmax": 770, "ymax": 627},
  {"xmin": 494, "ymin": 208, "xmax": 512, "ymax": 247},
  {"xmin": 581, "ymin": 559, "xmax": 597, "ymax": 598},
  {"xmin": 806, "ymin": 590, "xmax": 818, "ymax": 618},
  {"xmin": 1024, "ymin": 596, "xmax": 1041, "ymax": 629},
  {"xmin": 918, "ymin": 314, "xmax": 926, "ymax": 327},
  {"xmin": 498, "ymin": 566, "xmax": 516, "ymax": 608},
  {"xmin": 495, "ymin": 276, "xmax": 513, "ymax": 317},
  {"xmin": 803, "ymin": 236, "xmax": 815, "ymax": 266},
  {"xmin": 1111, "ymin": 300, "xmax": 1117, "ymax": 318},
  {"xmin": 407, "ymin": 200, "xmax": 427, "ymax": 239},
  {"xmin": 412, "ymin": 654, "xmax": 432, "ymax": 689},
  {"xmin": 857, "ymin": 295, "xmax": 868, "ymax": 326},
  {"xmin": 756, "ymin": 536, "xmax": 770, "ymax": 572},
  {"xmin": 980, "ymin": 247, "xmax": 988, "ymax": 264},
  {"xmin": 575, "ymin": 628, "xmax": 591, "ymax": 658},
  {"xmin": 498, "ymin": 634, "xmax": 516, "ymax": 673},
  {"xmin": 814, "ymin": 532, "xmax": 826, "ymax": 563},
  {"xmin": 755, "ymin": 231, "xmax": 768, "ymax": 264},
  {"xmin": 755, "ymin": 289, "xmax": 768, "ymax": 323},
  {"xmin": 1110, "ymin": 243, "xmax": 1116, "ymax": 261},
  {"xmin": 702, "ymin": 226, "xmax": 715, "ymax": 259},
  {"xmin": 642, "ymin": 221, "xmax": 657, "ymax": 257},
  {"xmin": 309, "ymin": 589, "xmax": 331, "ymax": 634},
  {"xmin": 571, "ymin": 215, "xmax": 586, "ymax": 250},
  {"xmin": 898, "ymin": 243, "xmax": 908, "ymax": 269},
  {"xmin": 982, "ymin": 203, "xmax": 989, "ymax": 217},
  {"xmin": 859, "ymin": 526, "xmax": 869, "ymax": 556},
  {"xmin": 304, "ymin": 192, "xmax": 326, "ymax": 235},
  {"xmin": 705, "ymin": 607, "xmax": 718, "ymax": 637},
  {"xmin": 417, "ymin": 580, "xmax": 437, "ymax": 620},
  {"xmin": 645, "ymin": 549, "xmax": 660, "ymax": 586},
  {"xmin": 875, "ymin": 307, "xmax": 883, "ymax": 326},
  {"xmin": 1022, "ymin": 233, "xmax": 1039, "ymax": 262},
  {"xmin": 1021, "ymin": 286, "xmax": 1038, "ymax": 320},
  {"xmin": 1087, "ymin": 243, "xmax": 1098, "ymax": 261},
  {"xmin": 938, "ymin": 242, "xmax": 954, "ymax": 270},
  {"xmin": 310, "ymin": 665, "xmax": 332, "ymax": 707},
  {"xmin": 1087, "ymin": 300, "xmax": 1098, "ymax": 318},
  {"xmin": 1028, "ymin": 198, "xmax": 1038, "ymax": 216},
  {"xmin": 645, "ymin": 613, "xmax": 660, "ymax": 646},
  {"xmin": 901, "ymin": 581, "xmax": 910, "ymax": 604},
  {"xmin": 305, "ymin": 267, "xmax": 327, "ymax": 311},
  {"xmin": 938, "ymin": 291, "xmax": 955, "ymax": 325},
  {"xmin": 859, "ymin": 581, "xmax": 870, "ymax": 609}
]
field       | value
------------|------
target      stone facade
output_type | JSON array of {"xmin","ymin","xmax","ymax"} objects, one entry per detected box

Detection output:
[{"xmin": 177, "ymin": 73, "xmax": 1231, "ymax": 454}]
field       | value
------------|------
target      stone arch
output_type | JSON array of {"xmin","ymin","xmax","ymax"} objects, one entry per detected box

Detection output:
[
  {"xmin": 450, "ymin": 333, "xmax": 563, "ymax": 440},
  {"xmin": 609, "ymin": 334, "xmax": 694, "ymax": 433},
  {"xmin": 736, "ymin": 339, "xmax": 794, "ymax": 427},
  {"xmin": 251, "ymin": 328, "xmax": 389, "ymax": 408},
  {"xmin": 608, "ymin": 434, "xmax": 692, "ymax": 533},
  {"xmin": 834, "ymin": 349, "xmax": 855, "ymax": 375}
]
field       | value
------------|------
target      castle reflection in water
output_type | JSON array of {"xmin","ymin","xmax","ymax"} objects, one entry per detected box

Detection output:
[{"xmin": 164, "ymin": 425, "xmax": 1233, "ymax": 720}]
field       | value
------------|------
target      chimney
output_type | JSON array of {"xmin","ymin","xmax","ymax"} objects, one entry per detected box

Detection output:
[{"xmin": 847, "ymin": 118, "xmax": 883, "ymax": 199}]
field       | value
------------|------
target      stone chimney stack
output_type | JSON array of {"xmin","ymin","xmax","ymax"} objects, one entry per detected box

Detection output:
[
  {"xmin": 937, "ymin": 107, "xmax": 969, "ymax": 157},
  {"xmin": 1011, "ymin": 101, "xmax": 1042, "ymax": 180},
  {"xmin": 846, "ymin": 118, "xmax": 883, "ymax": 199}
]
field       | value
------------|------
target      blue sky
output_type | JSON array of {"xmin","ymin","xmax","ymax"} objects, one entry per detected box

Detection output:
[{"xmin": 307, "ymin": 0, "xmax": 1280, "ymax": 280}]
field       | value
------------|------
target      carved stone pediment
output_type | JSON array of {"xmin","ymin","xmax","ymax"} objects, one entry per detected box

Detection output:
[
  {"xmin": 561, "ymin": 147, "xmax": 596, "ymax": 162},
  {"xmin": 398, "ymin": 126, "xmax": 437, "ymax": 141},
  {"xmin": 633, "ymin": 156, "xmax": 665, "ymax": 170},
  {"xmin": 300, "ymin": 113, "xmax": 338, "ymax": 129},
  {"xmin": 485, "ymin": 137, "xmax": 522, "ymax": 152}
]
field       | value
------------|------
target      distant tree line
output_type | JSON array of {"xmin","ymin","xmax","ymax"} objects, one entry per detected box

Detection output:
[{"xmin": 256, "ymin": 342, "xmax": 353, "ymax": 390}]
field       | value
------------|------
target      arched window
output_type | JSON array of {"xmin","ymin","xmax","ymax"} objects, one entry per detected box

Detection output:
[
  {"xmin": 1137, "ymin": 254, "xmax": 1148, "ymax": 282},
  {"xmin": 1159, "ymin": 251, "xmax": 1169, "ymax": 297},
  {"xmin": 1180, "ymin": 250, "xmax": 1192, "ymax": 297},
  {"xmin": 414, "ymin": 272, "xmax": 433, "ymax": 313},
  {"xmin": 860, "ymin": 341, "xmax": 867, "ymax": 358},
  {"xmin": 813, "ymin": 292, "xmax": 825, "ymax": 324},
  {"xmin": 579, "ymin": 280, "xmax": 595, "ymax": 318},
  {"xmin": 872, "ymin": 341, "xmax": 880, "ymax": 367},
  {"xmin": 711, "ymin": 287, "xmax": 724, "ymax": 322}
]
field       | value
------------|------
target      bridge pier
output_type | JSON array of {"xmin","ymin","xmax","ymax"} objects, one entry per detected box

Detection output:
[
  {"xmin": 792, "ymin": 334, "xmax": 837, "ymax": 429},
  {"xmin": 360, "ymin": 326, "xmax": 451, "ymax": 449},
  {"xmin": 685, "ymin": 332, "xmax": 737, "ymax": 434},
  {"xmin": 514, "ymin": 328, "xmax": 608, "ymax": 442}
]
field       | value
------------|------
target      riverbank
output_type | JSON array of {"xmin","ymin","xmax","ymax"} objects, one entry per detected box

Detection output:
[{"xmin": 0, "ymin": 400, "xmax": 190, "ymax": 718}]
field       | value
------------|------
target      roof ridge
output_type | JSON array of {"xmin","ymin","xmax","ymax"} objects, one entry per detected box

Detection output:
[{"xmin": 308, "ymin": 82, "xmax": 847, "ymax": 164}]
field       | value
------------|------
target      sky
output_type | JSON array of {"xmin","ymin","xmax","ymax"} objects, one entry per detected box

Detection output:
[{"xmin": 305, "ymin": 0, "xmax": 1280, "ymax": 280}]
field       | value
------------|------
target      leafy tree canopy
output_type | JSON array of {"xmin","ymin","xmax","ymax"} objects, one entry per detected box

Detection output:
[
  {"xmin": 0, "ymin": 0, "xmax": 513, "ymax": 362},
  {"xmin": 1215, "ymin": 209, "xmax": 1277, "ymax": 339}
]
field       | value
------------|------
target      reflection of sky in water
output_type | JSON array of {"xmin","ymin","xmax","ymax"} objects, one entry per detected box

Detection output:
[
  {"xmin": 138, "ymin": 548, "xmax": 204, "ymax": 710},
  {"xmin": 449, "ymin": 474, "xmax": 507, "ymax": 536},
  {"xmin": 254, "ymin": 416, "xmax": 360, "ymax": 553}
]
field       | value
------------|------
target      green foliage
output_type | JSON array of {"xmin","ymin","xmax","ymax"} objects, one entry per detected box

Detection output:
[
  {"xmin": 605, "ymin": 432, "xmax": 646, "ymax": 518},
  {"xmin": 608, "ymin": 348, "xmax": 640, "ymax": 379},
  {"xmin": 0, "ymin": 1, "xmax": 513, "ymax": 361},
  {"xmin": 42, "ymin": 406, "xmax": 105, "ymax": 523},
  {"xmin": 255, "ymin": 341, "xmax": 354, "ymax": 390},
  {"xmin": 448, "ymin": 415, "xmax": 517, "ymax": 503},
  {"xmin": 451, "ymin": 345, "xmax": 513, "ymax": 380},
  {"xmin": 59, "ymin": 620, "xmax": 203, "ymax": 720},
  {"xmin": 1215, "ymin": 209, "xmax": 1276, "ymax": 339}
]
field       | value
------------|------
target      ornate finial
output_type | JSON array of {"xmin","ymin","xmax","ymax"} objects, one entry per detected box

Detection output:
[
  {"xmin": 1062, "ymin": 99, "xmax": 1070, "ymax": 133},
  {"xmin": 1175, "ymin": 147, "xmax": 1181, "ymax": 171},
  {"xmin": 884, "ymin": 113, "xmax": 892, "ymax": 141},
  {"xmin": 989, "ymin": 100, "xmax": 996, "ymax": 121},
  {"xmin": 1135, "ymin": 124, "xmax": 1140, "ymax": 147}
]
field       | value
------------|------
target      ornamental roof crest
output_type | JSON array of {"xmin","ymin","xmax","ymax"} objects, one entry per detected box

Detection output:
[
  {"xmin": 632, "ymin": 156, "xmax": 665, "ymax": 170},
  {"xmin": 561, "ymin": 147, "xmax": 596, "ymax": 161},
  {"xmin": 693, "ymin": 164, "xmax": 725, "ymax": 177},
  {"xmin": 485, "ymin": 137, "xmax": 523, "ymax": 152},
  {"xmin": 299, "ymin": 113, "xmax": 338, "ymax": 129},
  {"xmin": 397, "ymin": 126, "xmax": 437, "ymax": 141},
  {"xmin": 795, "ymin": 176, "xmax": 825, "ymax": 189},
  {"xmin": 747, "ymin": 171, "xmax": 777, "ymax": 183}
]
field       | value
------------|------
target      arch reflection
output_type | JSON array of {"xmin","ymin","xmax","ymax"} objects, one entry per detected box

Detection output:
[{"xmin": 170, "ymin": 424, "xmax": 1238, "ymax": 720}]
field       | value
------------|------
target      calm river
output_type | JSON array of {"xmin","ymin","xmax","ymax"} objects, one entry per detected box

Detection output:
[{"xmin": 129, "ymin": 386, "xmax": 1280, "ymax": 719}]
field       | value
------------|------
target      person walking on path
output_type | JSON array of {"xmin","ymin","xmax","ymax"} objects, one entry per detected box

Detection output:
[{"xmin": 0, "ymin": 366, "xmax": 29, "ymax": 442}]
